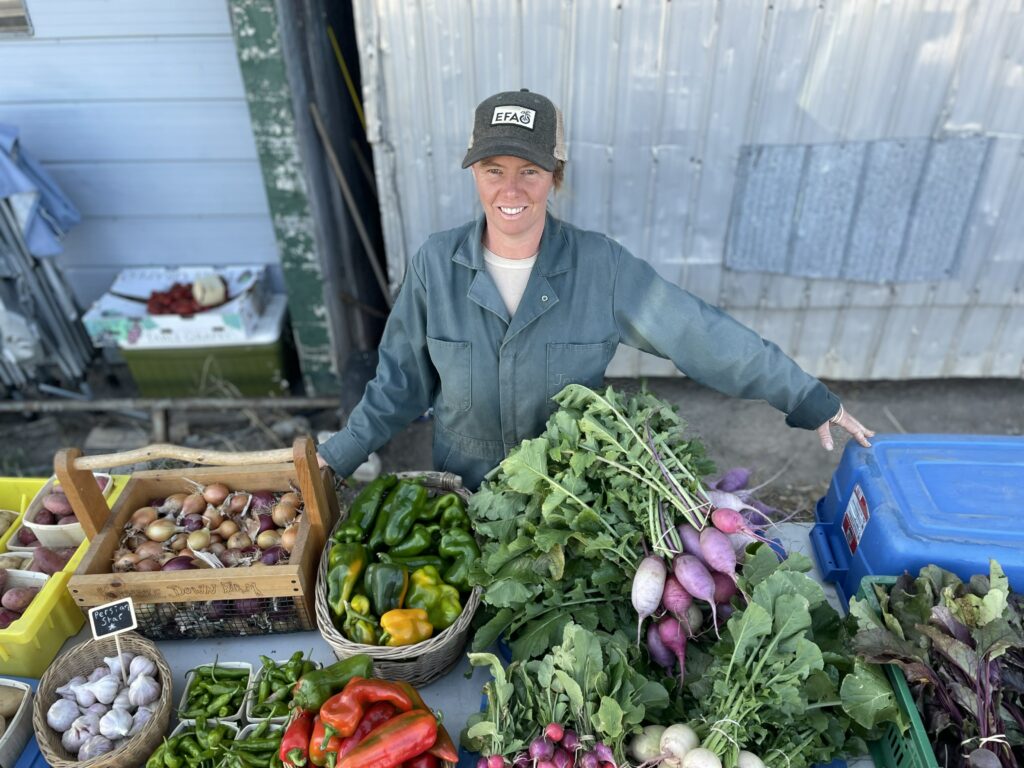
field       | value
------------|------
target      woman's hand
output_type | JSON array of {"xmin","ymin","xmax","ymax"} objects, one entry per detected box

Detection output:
[
  {"xmin": 316, "ymin": 453, "xmax": 329, "ymax": 469},
  {"xmin": 817, "ymin": 404, "xmax": 875, "ymax": 451}
]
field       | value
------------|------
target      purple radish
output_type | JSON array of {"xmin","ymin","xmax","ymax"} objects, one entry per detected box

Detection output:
[
  {"xmin": 530, "ymin": 739, "xmax": 554, "ymax": 761},
  {"xmin": 711, "ymin": 571, "xmax": 738, "ymax": 604},
  {"xmin": 487, "ymin": 757, "xmax": 508, "ymax": 768},
  {"xmin": 646, "ymin": 621, "xmax": 676, "ymax": 671},
  {"xmin": 657, "ymin": 616, "xmax": 688, "ymax": 683},
  {"xmin": 594, "ymin": 743, "xmax": 615, "ymax": 763},
  {"xmin": 676, "ymin": 523, "xmax": 707, "ymax": 565},
  {"xmin": 561, "ymin": 729, "xmax": 580, "ymax": 751},
  {"xmin": 631, "ymin": 555, "xmax": 667, "ymax": 643},
  {"xmin": 552, "ymin": 749, "xmax": 572, "ymax": 768},
  {"xmin": 711, "ymin": 467, "xmax": 751, "ymax": 492},
  {"xmin": 476, "ymin": 759, "xmax": 488, "ymax": 768},
  {"xmin": 673, "ymin": 554, "xmax": 719, "ymax": 638},
  {"xmin": 580, "ymin": 752, "xmax": 600, "ymax": 768},
  {"xmin": 661, "ymin": 575, "xmax": 693, "ymax": 617},
  {"xmin": 699, "ymin": 526, "xmax": 738, "ymax": 582}
]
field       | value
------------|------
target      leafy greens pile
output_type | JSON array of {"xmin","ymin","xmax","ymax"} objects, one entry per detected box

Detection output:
[
  {"xmin": 684, "ymin": 545, "xmax": 904, "ymax": 768},
  {"xmin": 850, "ymin": 561, "xmax": 1024, "ymax": 768},
  {"xmin": 462, "ymin": 623, "xmax": 671, "ymax": 764},
  {"xmin": 468, "ymin": 384, "xmax": 715, "ymax": 660}
]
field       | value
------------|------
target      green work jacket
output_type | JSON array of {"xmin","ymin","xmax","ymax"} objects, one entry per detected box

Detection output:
[{"xmin": 319, "ymin": 213, "xmax": 839, "ymax": 489}]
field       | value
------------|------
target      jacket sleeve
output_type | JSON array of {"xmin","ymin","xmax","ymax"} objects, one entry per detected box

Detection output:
[
  {"xmin": 611, "ymin": 247, "xmax": 839, "ymax": 429},
  {"xmin": 318, "ymin": 250, "xmax": 436, "ymax": 476}
]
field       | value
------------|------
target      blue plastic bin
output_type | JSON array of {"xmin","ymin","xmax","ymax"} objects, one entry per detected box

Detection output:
[{"xmin": 811, "ymin": 433, "xmax": 1024, "ymax": 606}]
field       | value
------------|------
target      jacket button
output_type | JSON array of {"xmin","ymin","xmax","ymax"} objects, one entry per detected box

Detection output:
[{"xmin": 541, "ymin": 295, "xmax": 549, "ymax": 302}]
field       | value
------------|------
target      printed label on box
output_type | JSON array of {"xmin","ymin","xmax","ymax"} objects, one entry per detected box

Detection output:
[{"xmin": 842, "ymin": 483, "xmax": 870, "ymax": 555}]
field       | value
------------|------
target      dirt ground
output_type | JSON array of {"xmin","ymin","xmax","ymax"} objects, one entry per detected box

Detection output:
[{"xmin": 2, "ymin": 372, "xmax": 1022, "ymax": 520}]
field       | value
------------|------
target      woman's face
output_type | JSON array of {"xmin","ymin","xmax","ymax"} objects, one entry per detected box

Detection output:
[{"xmin": 472, "ymin": 156, "xmax": 554, "ymax": 247}]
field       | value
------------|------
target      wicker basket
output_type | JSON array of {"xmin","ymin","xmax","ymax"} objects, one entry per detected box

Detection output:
[
  {"xmin": 31, "ymin": 632, "xmax": 174, "ymax": 768},
  {"xmin": 316, "ymin": 471, "xmax": 482, "ymax": 687}
]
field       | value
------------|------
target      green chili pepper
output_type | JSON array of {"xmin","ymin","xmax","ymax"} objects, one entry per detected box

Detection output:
[
  {"xmin": 377, "ymin": 552, "xmax": 446, "ymax": 571},
  {"xmin": 334, "ymin": 475, "xmax": 397, "ymax": 543}
]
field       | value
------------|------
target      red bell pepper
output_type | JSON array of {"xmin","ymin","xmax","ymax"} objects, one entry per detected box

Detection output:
[
  {"xmin": 394, "ymin": 680, "xmax": 459, "ymax": 763},
  {"xmin": 337, "ymin": 709, "xmax": 438, "ymax": 768},
  {"xmin": 337, "ymin": 701, "xmax": 398, "ymax": 759},
  {"xmin": 403, "ymin": 754, "xmax": 441, "ymax": 768},
  {"xmin": 281, "ymin": 709, "xmax": 315, "ymax": 767},
  {"xmin": 321, "ymin": 677, "xmax": 414, "ymax": 738},
  {"xmin": 309, "ymin": 715, "xmax": 344, "ymax": 768}
]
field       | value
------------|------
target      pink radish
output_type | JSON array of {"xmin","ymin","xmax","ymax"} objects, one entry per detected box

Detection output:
[
  {"xmin": 661, "ymin": 575, "xmax": 693, "ymax": 617},
  {"xmin": 711, "ymin": 507, "xmax": 776, "ymax": 547},
  {"xmin": 673, "ymin": 554, "xmax": 719, "ymax": 638},
  {"xmin": 676, "ymin": 523, "xmax": 708, "ymax": 565},
  {"xmin": 632, "ymin": 555, "xmax": 667, "ymax": 643},
  {"xmin": 699, "ymin": 526, "xmax": 738, "ymax": 580},
  {"xmin": 656, "ymin": 615, "xmax": 688, "ymax": 683}
]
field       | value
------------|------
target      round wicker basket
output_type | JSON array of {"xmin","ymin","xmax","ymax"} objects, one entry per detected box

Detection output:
[
  {"xmin": 31, "ymin": 632, "xmax": 174, "ymax": 768},
  {"xmin": 316, "ymin": 471, "xmax": 482, "ymax": 687}
]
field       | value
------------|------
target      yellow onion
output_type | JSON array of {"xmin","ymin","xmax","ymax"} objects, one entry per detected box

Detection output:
[
  {"xmin": 135, "ymin": 540, "xmax": 165, "ymax": 559},
  {"xmin": 203, "ymin": 509, "xmax": 224, "ymax": 530},
  {"xmin": 227, "ymin": 532, "xmax": 252, "ymax": 550},
  {"xmin": 129, "ymin": 506, "xmax": 158, "ymax": 530},
  {"xmin": 135, "ymin": 558, "xmax": 161, "ymax": 572},
  {"xmin": 256, "ymin": 529, "xmax": 281, "ymax": 550},
  {"xmin": 280, "ymin": 526, "xmax": 298, "ymax": 553},
  {"xmin": 144, "ymin": 519, "xmax": 178, "ymax": 543},
  {"xmin": 279, "ymin": 492, "xmax": 302, "ymax": 508},
  {"xmin": 181, "ymin": 493, "xmax": 207, "ymax": 516},
  {"xmin": 202, "ymin": 483, "xmax": 230, "ymax": 506},
  {"xmin": 225, "ymin": 493, "xmax": 250, "ymax": 516},
  {"xmin": 271, "ymin": 502, "xmax": 298, "ymax": 528},
  {"xmin": 170, "ymin": 533, "xmax": 189, "ymax": 551},
  {"xmin": 215, "ymin": 519, "xmax": 239, "ymax": 539},
  {"xmin": 187, "ymin": 529, "xmax": 211, "ymax": 551}
]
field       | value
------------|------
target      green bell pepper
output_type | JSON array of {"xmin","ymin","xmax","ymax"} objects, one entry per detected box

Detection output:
[
  {"xmin": 405, "ymin": 566, "xmax": 462, "ymax": 631},
  {"xmin": 440, "ymin": 502, "xmax": 470, "ymax": 531},
  {"xmin": 389, "ymin": 523, "xmax": 438, "ymax": 557},
  {"xmin": 291, "ymin": 654, "xmax": 373, "ymax": 711},
  {"xmin": 438, "ymin": 528, "xmax": 480, "ymax": 592},
  {"xmin": 327, "ymin": 542, "xmax": 367, "ymax": 617},
  {"xmin": 364, "ymin": 562, "xmax": 409, "ymax": 615},
  {"xmin": 381, "ymin": 480, "xmax": 429, "ymax": 547},
  {"xmin": 426, "ymin": 492, "xmax": 467, "ymax": 528},
  {"xmin": 332, "ymin": 475, "xmax": 397, "ymax": 543},
  {"xmin": 377, "ymin": 552, "xmax": 447, "ymax": 571}
]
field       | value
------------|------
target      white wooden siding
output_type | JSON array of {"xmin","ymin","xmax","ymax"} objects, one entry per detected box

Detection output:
[
  {"xmin": 354, "ymin": 0, "xmax": 1024, "ymax": 380},
  {"xmin": 0, "ymin": 0, "xmax": 278, "ymax": 306}
]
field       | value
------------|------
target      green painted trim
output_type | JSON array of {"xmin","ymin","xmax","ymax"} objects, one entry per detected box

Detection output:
[{"xmin": 227, "ymin": 0, "xmax": 337, "ymax": 396}]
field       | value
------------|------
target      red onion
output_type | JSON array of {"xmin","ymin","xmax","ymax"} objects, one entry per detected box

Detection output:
[
  {"xmin": 219, "ymin": 549, "xmax": 243, "ymax": 567},
  {"xmin": 257, "ymin": 514, "xmax": 276, "ymax": 534},
  {"xmin": 181, "ymin": 514, "xmax": 205, "ymax": 532},
  {"xmin": 260, "ymin": 546, "xmax": 286, "ymax": 565},
  {"xmin": 162, "ymin": 556, "xmax": 197, "ymax": 571},
  {"xmin": 234, "ymin": 598, "xmax": 262, "ymax": 616},
  {"xmin": 250, "ymin": 490, "xmax": 275, "ymax": 512}
]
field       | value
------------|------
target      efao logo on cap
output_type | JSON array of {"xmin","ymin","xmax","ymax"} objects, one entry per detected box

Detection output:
[{"xmin": 491, "ymin": 106, "xmax": 536, "ymax": 130}]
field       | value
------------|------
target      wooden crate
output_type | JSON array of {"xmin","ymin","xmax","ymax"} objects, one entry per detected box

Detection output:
[{"xmin": 55, "ymin": 437, "xmax": 338, "ymax": 639}]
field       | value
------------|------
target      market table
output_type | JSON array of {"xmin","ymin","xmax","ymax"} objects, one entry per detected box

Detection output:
[{"xmin": 40, "ymin": 523, "xmax": 874, "ymax": 767}]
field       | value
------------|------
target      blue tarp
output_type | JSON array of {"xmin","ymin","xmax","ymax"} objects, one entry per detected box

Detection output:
[{"xmin": 0, "ymin": 123, "xmax": 80, "ymax": 257}]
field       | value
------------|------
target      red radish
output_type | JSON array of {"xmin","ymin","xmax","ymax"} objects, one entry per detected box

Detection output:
[
  {"xmin": 676, "ymin": 523, "xmax": 708, "ymax": 565},
  {"xmin": 656, "ymin": 616, "xmax": 688, "ymax": 683},
  {"xmin": 631, "ymin": 555, "xmax": 667, "ymax": 643},
  {"xmin": 661, "ymin": 575, "xmax": 693, "ymax": 617},
  {"xmin": 699, "ymin": 526, "xmax": 738, "ymax": 580},
  {"xmin": 711, "ymin": 571, "xmax": 737, "ymax": 604},
  {"xmin": 673, "ymin": 554, "xmax": 719, "ymax": 638},
  {"xmin": 545, "ymin": 723, "xmax": 564, "ymax": 743}
]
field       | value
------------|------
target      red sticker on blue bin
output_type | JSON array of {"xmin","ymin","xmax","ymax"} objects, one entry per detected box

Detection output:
[{"xmin": 842, "ymin": 484, "xmax": 870, "ymax": 555}]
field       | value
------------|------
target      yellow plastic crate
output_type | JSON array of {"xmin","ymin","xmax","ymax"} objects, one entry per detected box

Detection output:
[
  {"xmin": 0, "ymin": 477, "xmax": 47, "ymax": 550},
  {"xmin": 0, "ymin": 475, "xmax": 129, "ymax": 676}
]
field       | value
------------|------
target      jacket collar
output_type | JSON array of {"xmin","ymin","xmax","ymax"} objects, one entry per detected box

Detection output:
[{"xmin": 452, "ymin": 211, "xmax": 574, "ymax": 276}]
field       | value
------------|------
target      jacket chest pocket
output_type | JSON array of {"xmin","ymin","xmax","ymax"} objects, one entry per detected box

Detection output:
[
  {"xmin": 546, "ymin": 341, "xmax": 612, "ymax": 400},
  {"xmin": 427, "ymin": 336, "xmax": 472, "ymax": 414}
]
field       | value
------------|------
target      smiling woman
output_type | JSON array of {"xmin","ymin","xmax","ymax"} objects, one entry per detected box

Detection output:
[{"xmin": 317, "ymin": 89, "xmax": 874, "ymax": 489}]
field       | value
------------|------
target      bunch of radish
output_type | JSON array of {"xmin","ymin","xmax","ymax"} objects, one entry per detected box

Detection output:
[
  {"xmin": 111, "ymin": 481, "xmax": 303, "ymax": 573},
  {"xmin": 628, "ymin": 723, "xmax": 765, "ymax": 768},
  {"xmin": 632, "ymin": 504, "xmax": 775, "ymax": 682},
  {"xmin": 479, "ymin": 722, "xmax": 617, "ymax": 768}
]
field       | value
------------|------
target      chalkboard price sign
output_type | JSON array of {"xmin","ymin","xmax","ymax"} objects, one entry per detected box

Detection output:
[{"xmin": 88, "ymin": 597, "xmax": 138, "ymax": 639}]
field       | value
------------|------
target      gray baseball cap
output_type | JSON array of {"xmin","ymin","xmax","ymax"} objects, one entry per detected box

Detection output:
[{"xmin": 462, "ymin": 89, "xmax": 567, "ymax": 171}]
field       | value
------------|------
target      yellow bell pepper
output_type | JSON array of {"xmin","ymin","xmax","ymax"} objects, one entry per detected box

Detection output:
[{"xmin": 379, "ymin": 608, "xmax": 433, "ymax": 647}]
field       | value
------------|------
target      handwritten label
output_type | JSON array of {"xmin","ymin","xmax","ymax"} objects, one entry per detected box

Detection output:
[{"xmin": 88, "ymin": 598, "xmax": 138, "ymax": 639}]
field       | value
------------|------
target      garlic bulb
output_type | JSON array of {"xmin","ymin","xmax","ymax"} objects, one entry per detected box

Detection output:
[
  {"xmin": 86, "ymin": 675, "xmax": 120, "ymax": 706},
  {"xmin": 62, "ymin": 714, "xmax": 99, "ymax": 753},
  {"xmin": 103, "ymin": 652, "xmax": 135, "ymax": 679},
  {"xmin": 127, "ymin": 655, "xmax": 157, "ymax": 684},
  {"xmin": 128, "ymin": 705, "xmax": 154, "ymax": 736},
  {"xmin": 55, "ymin": 675, "xmax": 86, "ymax": 701},
  {"xmin": 112, "ymin": 688, "xmax": 131, "ymax": 710},
  {"xmin": 46, "ymin": 699, "xmax": 79, "ymax": 732},
  {"xmin": 69, "ymin": 679, "xmax": 96, "ymax": 708},
  {"xmin": 127, "ymin": 673, "xmax": 160, "ymax": 708},
  {"xmin": 99, "ymin": 708, "xmax": 133, "ymax": 740},
  {"xmin": 78, "ymin": 734, "xmax": 115, "ymax": 761}
]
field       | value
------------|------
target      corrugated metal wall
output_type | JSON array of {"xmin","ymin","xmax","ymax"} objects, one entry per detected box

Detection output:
[
  {"xmin": 353, "ymin": 0, "xmax": 1024, "ymax": 380},
  {"xmin": 0, "ymin": 0, "xmax": 279, "ymax": 306}
]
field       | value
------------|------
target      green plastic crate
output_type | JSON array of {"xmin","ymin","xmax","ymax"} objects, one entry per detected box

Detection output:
[
  {"xmin": 857, "ymin": 576, "xmax": 939, "ymax": 768},
  {"xmin": 123, "ymin": 339, "xmax": 288, "ymax": 397}
]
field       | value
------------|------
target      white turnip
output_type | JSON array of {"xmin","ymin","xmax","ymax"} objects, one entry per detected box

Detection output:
[
  {"xmin": 681, "ymin": 747, "xmax": 722, "ymax": 768},
  {"xmin": 629, "ymin": 725, "xmax": 665, "ymax": 763},
  {"xmin": 632, "ymin": 555, "xmax": 667, "ymax": 643},
  {"xmin": 660, "ymin": 723, "xmax": 700, "ymax": 762},
  {"xmin": 737, "ymin": 751, "xmax": 767, "ymax": 768}
]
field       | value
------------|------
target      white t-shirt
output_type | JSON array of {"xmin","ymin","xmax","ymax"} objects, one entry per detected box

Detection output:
[{"xmin": 483, "ymin": 246, "xmax": 537, "ymax": 317}]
